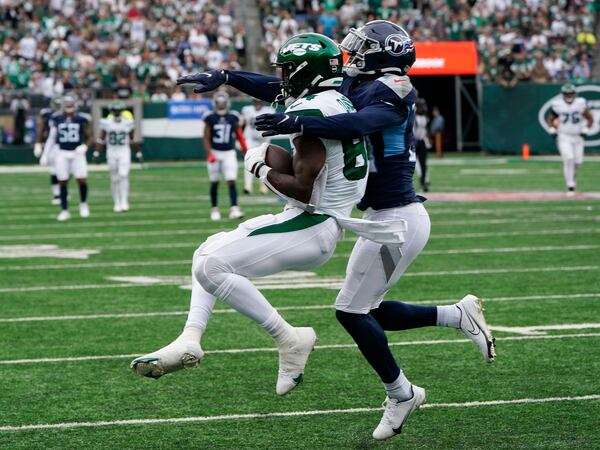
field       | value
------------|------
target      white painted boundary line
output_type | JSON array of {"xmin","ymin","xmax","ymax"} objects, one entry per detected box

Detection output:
[
  {"xmin": 2, "ymin": 292, "xmax": 598, "ymax": 323},
  {"xmin": 1, "ymin": 393, "xmax": 599, "ymax": 432},
  {"xmin": 2, "ymin": 333, "xmax": 600, "ymax": 366},
  {"xmin": 1, "ymin": 266, "xmax": 597, "ymax": 293},
  {"xmin": 3, "ymin": 244, "xmax": 597, "ymax": 271},
  {"xmin": 1, "ymin": 213, "xmax": 596, "ymax": 232},
  {"xmin": 3, "ymin": 226, "xmax": 598, "ymax": 242}
]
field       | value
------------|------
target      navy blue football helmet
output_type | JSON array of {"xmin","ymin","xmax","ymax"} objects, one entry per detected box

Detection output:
[{"xmin": 341, "ymin": 20, "xmax": 416, "ymax": 77}]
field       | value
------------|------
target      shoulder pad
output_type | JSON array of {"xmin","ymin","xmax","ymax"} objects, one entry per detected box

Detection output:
[
  {"xmin": 78, "ymin": 112, "xmax": 92, "ymax": 122},
  {"xmin": 230, "ymin": 110, "xmax": 241, "ymax": 119},
  {"xmin": 376, "ymin": 74, "xmax": 414, "ymax": 101}
]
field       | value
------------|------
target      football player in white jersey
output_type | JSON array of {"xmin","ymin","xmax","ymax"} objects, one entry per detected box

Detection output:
[
  {"xmin": 94, "ymin": 102, "xmax": 141, "ymax": 212},
  {"xmin": 547, "ymin": 83, "xmax": 594, "ymax": 195},
  {"xmin": 241, "ymin": 99, "xmax": 275, "ymax": 194},
  {"xmin": 35, "ymin": 98, "xmax": 61, "ymax": 204},
  {"xmin": 131, "ymin": 33, "xmax": 369, "ymax": 396}
]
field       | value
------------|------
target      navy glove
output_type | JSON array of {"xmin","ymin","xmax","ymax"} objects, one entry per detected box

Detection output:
[
  {"xmin": 255, "ymin": 113, "xmax": 303, "ymax": 137},
  {"xmin": 176, "ymin": 69, "xmax": 228, "ymax": 93}
]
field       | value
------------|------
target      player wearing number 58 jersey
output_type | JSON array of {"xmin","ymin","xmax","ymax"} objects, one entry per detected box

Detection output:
[
  {"xmin": 547, "ymin": 83, "xmax": 594, "ymax": 195},
  {"xmin": 45, "ymin": 95, "xmax": 91, "ymax": 221},
  {"xmin": 95, "ymin": 102, "xmax": 141, "ymax": 212},
  {"xmin": 203, "ymin": 91, "xmax": 248, "ymax": 221}
]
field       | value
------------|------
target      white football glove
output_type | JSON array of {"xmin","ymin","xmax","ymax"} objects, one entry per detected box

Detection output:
[
  {"xmin": 244, "ymin": 143, "xmax": 271, "ymax": 179},
  {"xmin": 548, "ymin": 126, "xmax": 557, "ymax": 136},
  {"xmin": 581, "ymin": 127, "xmax": 592, "ymax": 136},
  {"xmin": 75, "ymin": 144, "xmax": 88, "ymax": 155},
  {"xmin": 33, "ymin": 142, "xmax": 43, "ymax": 158},
  {"xmin": 39, "ymin": 151, "xmax": 48, "ymax": 166}
]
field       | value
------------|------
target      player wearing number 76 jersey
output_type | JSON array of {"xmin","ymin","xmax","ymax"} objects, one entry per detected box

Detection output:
[
  {"xmin": 546, "ymin": 83, "xmax": 594, "ymax": 195},
  {"xmin": 95, "ymin": 102, "xmax": 141, "ymax": 212}
]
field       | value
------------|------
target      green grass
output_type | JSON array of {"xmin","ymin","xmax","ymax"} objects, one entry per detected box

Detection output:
[{"xmin": 1, "ymin": 156, "xmax": 600, "ymax": 449}]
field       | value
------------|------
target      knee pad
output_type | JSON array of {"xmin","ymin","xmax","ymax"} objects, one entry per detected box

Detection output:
[{"xmin": 193, "ymin": 252, "xmax": 232, "ymax": 296}]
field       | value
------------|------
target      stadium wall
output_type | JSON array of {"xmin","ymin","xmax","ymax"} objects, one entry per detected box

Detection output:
[
  {"xmin": 482, "ymin": 82, "xmax": 600, "ymax": 155},
  {"xmin": 0, "ymin": 100, "xmax": 290, "ymax": 164}
]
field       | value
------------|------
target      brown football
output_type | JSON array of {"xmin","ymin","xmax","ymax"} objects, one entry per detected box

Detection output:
[{"xmin": 265, "ymin": 143, "xmax": 294, "ymax": 175}]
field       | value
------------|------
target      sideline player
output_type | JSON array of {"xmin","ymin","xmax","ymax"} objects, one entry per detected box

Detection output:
[
  {"xmin": 132, "ymin": 33, "xmax": 369, "ymax": 396},
  {"xmin": 94, "ymin": 101, "xmax": 141, "ymax": 212},
  {"xmin": 203, "ymin": 91, "xmax": 247, "ymax": 220},
  {"xmin": 546, "ymin": 83, "xmax": 594, "ymax": 195},
  {"xmin": 45, "ymin": 95, "xmax": 92, "ymax": 221},
  {"xmin": 35, "ymin": 98, "xmax": 61, "ymax": 204},
  {"xmin": 413, "ymin": 98, "xmax": 431, "ymax": 192},
  {"xmin": 178, "ymin": 21, "xmax": 496, "ymax": 440},
  {"xmin": 241, "ymin": 99, "xmax": 275, "ymax": 194}
]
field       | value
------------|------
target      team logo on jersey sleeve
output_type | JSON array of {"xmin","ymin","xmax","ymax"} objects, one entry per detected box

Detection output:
[
  {"xmin": 538, "ymin": 85, "xmax": 600, "ymax": 147},
  {"xmin": 385, "ymin": 34, "xmax": 414, "ymax": 56}
]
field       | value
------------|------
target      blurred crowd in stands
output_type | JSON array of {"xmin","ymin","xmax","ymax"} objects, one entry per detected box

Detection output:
[
  {"xmin": 0, "ymin": 0, "xmax": 597, "ymax": 104},
  {"xmin": 260, "ymin": 0, "xmax": 597, "ymax": 86},
  {"xmin": 0, "ymin": 0, "xmax": 245, "ymax": 103}
]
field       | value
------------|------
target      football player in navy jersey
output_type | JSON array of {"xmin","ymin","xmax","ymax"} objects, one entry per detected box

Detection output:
[
  {"xmin": 35, "ymin": 98, "xmax": 61, "ymax": 204},
  {"xmin": 178, "ymin": 21, "xmax": 496, "ymax": 440},
  {"xmin": 203, "ymin": 91, "xmax": 248, "ymax": 220},
  {"xmin": 44, "ymin": 95, "xmax": 92, "ymax": 221}
]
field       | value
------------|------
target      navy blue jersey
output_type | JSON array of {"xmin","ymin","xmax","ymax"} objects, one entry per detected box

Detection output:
[
  {"xmin": 50, "ymin": 113, "xmax": 89, "ymax": 151},
  {"xmin": 203, "ymin": 111, "xmax": 241, "ymax": 151},
  {"xmin": 227, "ymin": 71, "xmax": 423, "ymax": 209}
]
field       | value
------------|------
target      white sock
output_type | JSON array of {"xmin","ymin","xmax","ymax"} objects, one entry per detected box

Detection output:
[
  {"xmin": 384, "ymin": 371, "xmax": 412, "ymax": 401},
  {"xmin": 51, "ymin": 183, "xmax": 60, "ymax": 197},
  {"xmin": 183, "ymin": 273, "xmax": 217, "ymax": 341},
  {"xmin": 261, "ymin": 310, "xmax": 297, "ymax": 348},
  {"xmin": 564, "ymin": 159, "xmax": 575, "ymax": 188},
  {"xmin": 436, "ymin": 304, "xmax": 461, "ymax": 328},
  {"xmin": 111, "ymin": 176, "xmax": 120, "ymax": 206},
  {"xmin": 120, "ymin": 176, "xmax": 129, "ymax": 205}
]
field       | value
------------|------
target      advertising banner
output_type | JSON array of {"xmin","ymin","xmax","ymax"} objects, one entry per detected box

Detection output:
[{"xmin": 411, "ymin": 41, "xmax": 478, "ymax": 76}]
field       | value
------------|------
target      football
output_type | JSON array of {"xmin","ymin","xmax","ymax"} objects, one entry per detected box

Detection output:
[{"xmin": 265, "ymin": 143, "xmax": 294, "ymax": 175}]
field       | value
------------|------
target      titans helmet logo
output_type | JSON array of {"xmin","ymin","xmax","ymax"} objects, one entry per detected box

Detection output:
[{"xmin": 385, "ymin": 34, "xmax": 413, "ymax": 56}]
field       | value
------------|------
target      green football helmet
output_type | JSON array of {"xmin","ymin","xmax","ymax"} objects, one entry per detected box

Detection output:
[
  {"xmin": 275, "ymin": 33, "xmax": 343, "ymax": 102},
  {"xmin": 561, "ymin": 83, "xmax": 577, "ymax": 104},
  {"xmin": 110, "ymin": 101, "xmax": 126, "ymax": 120}
]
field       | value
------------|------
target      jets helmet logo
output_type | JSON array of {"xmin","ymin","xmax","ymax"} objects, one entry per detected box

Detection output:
[
  {"xmin": 281, "ymin": 42, "xmax": 321, "ymax": 56},
  {"xmin": 385, "ymin": 34, "xmax": 414, "ymax": 56}
]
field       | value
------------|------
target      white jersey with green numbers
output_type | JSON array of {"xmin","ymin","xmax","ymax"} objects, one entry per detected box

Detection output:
[
  {"xmin": 285, "ymin": 90, "xmax": 368, "ymax": 219},
  {"xmin": 100, "ymin": 118, "xmax": 135, "ymax": 151}
]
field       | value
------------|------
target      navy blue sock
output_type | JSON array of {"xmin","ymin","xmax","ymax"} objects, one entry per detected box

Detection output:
[
  {"xmin": 59, "ymin": 185, "xmax": 68, "ymax": 210},
  {"xmin": 210, "ymin": 183, "xmax": 218, "ymax": 207},
  {"xmin": 79, "ymin": 182, "xmax": 88, "ymax": 203},
  {"xmin": 50, "ymin": 175, "xmax": 58, "ymax": 186},
  {"xmin": 228, "ymin": 184, "xmax": 238, "ymax": 206},
  {"xmin": 370, "ymin": 301, "xmax": 437, "ymax": 331},
  {"xmin": 335, "ymin": 310, "xmax": 400, "ymax": 383}
]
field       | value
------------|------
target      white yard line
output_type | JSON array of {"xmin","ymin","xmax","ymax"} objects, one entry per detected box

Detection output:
[
  {"xmin": 1, "ymin": 265, "xmax": 597, "ymax": 293},
  {"xmin": 2, "ymin": 292, "xmax": 599, "ymax": 323},
  {"xmin": 1, "ymin": 226, "xmax": 599, "ymax": 242},
  {"xmin": 490, "ymin": 323, "xmax": 600, "ymax": 335},
  {"xmin": 1, "ymin": 333, "xmax": 600, "ymax": 366},
  {"xmin": 1, "ymin": 393, "xmax": 599, "ymax": 432},
  {"xmin": 1, "ymin": 213, "xmax": 596, "ymax": 232}
]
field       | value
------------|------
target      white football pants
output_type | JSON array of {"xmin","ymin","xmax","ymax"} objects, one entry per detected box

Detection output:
[
  {"xmin": 208, "ymin": 149, "xmax": 238, "ymax": 182},
  {"xmin": 335, "ymin": 202, "xmax": 431, "ymax": 314},
  {"xmin": 55, "ymin": 149, "xmax": 88, "ymax": 181},
  {"xmin": 184, "ymin": 207, "xmax": 341, "ymax": 332},
  {"xmin": 557, "ymin": 134, "xmax": 584, "ymax": 189},
  {"xmin": 107, "ymin": 147, "xmax": 131, "ymax": 207}
]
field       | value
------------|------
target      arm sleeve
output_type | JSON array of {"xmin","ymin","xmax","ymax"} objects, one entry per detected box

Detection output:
[
  {"xmin": 300, "ymin": 102, "xmax": 407, "ymax": 140},
  {"xmin": 226, "ymin": 71, "xmax": 282, "ymax": 103}
]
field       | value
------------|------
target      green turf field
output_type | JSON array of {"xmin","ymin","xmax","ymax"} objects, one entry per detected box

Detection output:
[{"xmin": 1, "ymin": 156, "xmax": 599, "ymax": 449}]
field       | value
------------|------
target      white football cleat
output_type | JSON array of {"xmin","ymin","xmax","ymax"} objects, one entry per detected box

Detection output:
[
  {"xmin": 276, "ymin": 327, "xmax": 317, "ymax": 395},
  {"xmin": 457, "ymin": 294, "xmax": 496, "ymax": 362},
  {"xmin": 130, "ymin": 337, "xmax": 204, "ymax": 379},
  {"xmin": 373, "ymin": 386, "xmax": 426, "ymax": 440},
  {"xmin": 259, "ymin": 185, "xmax": 268, "ymax": 195},
  {"xmin": 57, "ymin": 210, "xmax": 71, "ymax": 221},
  {"xmin": 51, "ymin": 197, "xmax": 61, "ymax": 205},
  {"xmin": 121, "ymin": 201, "xmax": 130, "ymax": 212},
  {"xmin": 79, "ymin": 202, "xmax": 90, "ymax": 218},
  {"xmin": 210, "ymin": 208, "xmax": 221, "ymax": 221},
  {"xmin": 229, "ymin": 206, "xmax": 245, "ymax": 220},
  {"xmin": 113, "ymin": 204, "xmax": 122, "ymax": 213}
]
